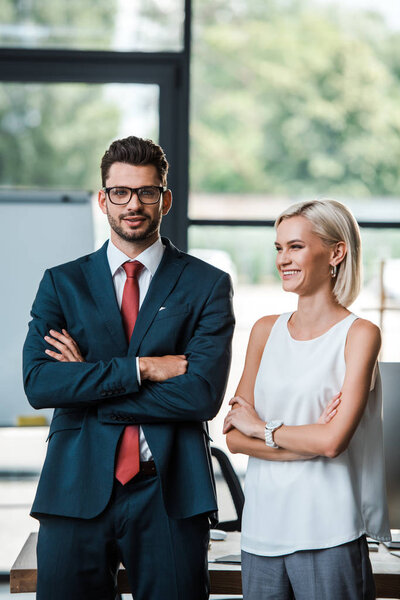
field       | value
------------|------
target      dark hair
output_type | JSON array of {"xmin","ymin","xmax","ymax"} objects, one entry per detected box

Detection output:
[{"xmin": 100, "ymin": 135, "xmax": 169, "ymax": 187}]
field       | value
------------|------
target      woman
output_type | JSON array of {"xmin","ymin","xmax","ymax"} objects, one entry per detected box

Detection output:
[{"xmin": 223, "ymin": 199, "xmax": 390, "ymax": 600}]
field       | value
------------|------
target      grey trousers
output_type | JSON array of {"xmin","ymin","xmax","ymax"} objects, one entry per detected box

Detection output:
[{"xmin": 241, "ymin": 536, "xmax": 375, "ymax": 600}]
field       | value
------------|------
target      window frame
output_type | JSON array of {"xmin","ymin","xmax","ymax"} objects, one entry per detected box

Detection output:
[{"xmin": 0, "ymin": 0, "xmax": 191, "ymax": 250}]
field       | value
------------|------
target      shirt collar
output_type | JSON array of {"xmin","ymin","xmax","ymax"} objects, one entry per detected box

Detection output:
[{"xmin": 107, "ymin": 237, "xmax": 165, "ymax": 277}]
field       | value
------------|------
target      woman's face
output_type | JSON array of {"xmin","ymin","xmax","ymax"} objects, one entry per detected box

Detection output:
[{"xmin": 275, "ymin": 215, "xmax": 335, "ymax": 297}]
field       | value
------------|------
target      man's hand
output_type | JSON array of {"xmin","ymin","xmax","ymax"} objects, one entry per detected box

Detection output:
[
  {"xmin": 139, "ymin": 355, "xmax": 187, "ymax": 382},
  {"xmin": 44, "ymin": 329, "xmax": 85, "ymax": 362},
  {"xmin": 44, "ymin": 329, "xmax": 187, "ymax": 382}
]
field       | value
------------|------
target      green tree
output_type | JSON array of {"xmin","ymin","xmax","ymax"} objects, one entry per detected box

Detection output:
[
  {"xmin": 0, "ymin": 1, "xmax": 120, "ymax": 190},
  {"xmin": 191, "ymin": 0, "xmax": 400, "ymax": 198},
  {"xmin": 0, "ymin": 84, "xmax": 120, "ymax": 190},
  {"xmin": 2, "ymin": 0, "xmax": 116, "ymax": 50}
]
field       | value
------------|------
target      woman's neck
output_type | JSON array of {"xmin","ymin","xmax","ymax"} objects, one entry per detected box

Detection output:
[{"xmin": 290, "ymin": 292, "xmax": 349, "ymax": 338}]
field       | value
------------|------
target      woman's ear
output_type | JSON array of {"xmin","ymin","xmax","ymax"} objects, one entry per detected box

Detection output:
[{"xmin": 330, "ymin": 241, "xmax": 347, "ymax": 267}]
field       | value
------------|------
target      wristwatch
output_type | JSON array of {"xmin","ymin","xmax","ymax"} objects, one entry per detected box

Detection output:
[{"xmin": 264, "ymin": 420, "xmax": 284, "ymax": 448}]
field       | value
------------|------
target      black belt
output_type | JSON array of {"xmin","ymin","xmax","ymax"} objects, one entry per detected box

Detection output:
[{"xmin": 139, "ymin": 460, "xmax": 156, "ymax": 475}]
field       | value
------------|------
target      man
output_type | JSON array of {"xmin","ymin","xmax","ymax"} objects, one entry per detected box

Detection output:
[{"xmin": 23, "ymin": 135, "xmax": 234, "ymax": 600}]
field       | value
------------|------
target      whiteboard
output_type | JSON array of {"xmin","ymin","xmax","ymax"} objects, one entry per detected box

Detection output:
[{"xmin": 0, "ymin": 190, "xmax": 94, "ymax": 425}]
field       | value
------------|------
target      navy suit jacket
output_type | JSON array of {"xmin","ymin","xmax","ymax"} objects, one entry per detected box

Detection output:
[{"xmin": 23, "ymin": 238, "xmax": 234, "ymax": 521}]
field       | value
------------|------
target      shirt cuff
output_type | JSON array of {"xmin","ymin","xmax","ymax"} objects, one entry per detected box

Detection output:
[{"xmin": 136, "ymin": 356, "xmax": 141, "ymax": 386}]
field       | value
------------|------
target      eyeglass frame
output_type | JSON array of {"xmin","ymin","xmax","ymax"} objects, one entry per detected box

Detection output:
[{"xmin": 102, "ymin": 185, "xmax": 168, "ymax": 206}]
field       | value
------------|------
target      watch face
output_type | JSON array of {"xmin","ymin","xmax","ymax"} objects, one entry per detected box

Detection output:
[{"xmin": 268, "ymin": 420, "xmax": 283, "ymax": 430}]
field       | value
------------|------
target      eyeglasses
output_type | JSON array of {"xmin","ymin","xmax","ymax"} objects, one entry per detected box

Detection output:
[{"xmin": 103, "ymin": 185, "xmax": 167, "ymax": 205}]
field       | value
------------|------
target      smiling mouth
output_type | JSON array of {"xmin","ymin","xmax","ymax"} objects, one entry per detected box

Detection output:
[
  {"xmin": 282, "ymin": 270, "xmax": 301, "ymax": 278},
  {"xmin": 122, "ymin": 215, "xmax": 146, "ymax": 225}
]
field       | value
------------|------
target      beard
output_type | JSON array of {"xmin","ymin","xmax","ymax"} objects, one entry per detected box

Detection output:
[{"xmin": 106, "ymin": 208, "xmax": 162, "ymax": 243}]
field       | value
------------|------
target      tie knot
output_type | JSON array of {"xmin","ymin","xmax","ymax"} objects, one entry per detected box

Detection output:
[{"xmin": 123, "ymin": 261, "xmax": 143, "ymax": 279}]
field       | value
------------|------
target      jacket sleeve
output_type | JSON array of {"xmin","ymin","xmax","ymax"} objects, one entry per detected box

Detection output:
[
  {"xmin": 23, "ymin": 269, "xmax": 140, "ymax": 409},
  {"xmin": 98, "ymin": 272, "xmax": 235, "ymax": 424}
]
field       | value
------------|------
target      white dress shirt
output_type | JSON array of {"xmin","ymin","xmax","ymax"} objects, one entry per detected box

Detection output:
[{"xmin": 107, "ymin": 237, "xmax": 165, "ymax": 461}]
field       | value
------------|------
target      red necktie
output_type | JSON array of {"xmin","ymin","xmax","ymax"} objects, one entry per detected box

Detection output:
[{"xmin": 115, "ymin": 260, "xmax": 143, "ymax": 485}]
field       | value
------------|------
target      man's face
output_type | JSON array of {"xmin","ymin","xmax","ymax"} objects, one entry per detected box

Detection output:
[{"xmin": 98, "ymin": 162, "xmax": 172, "ymax": 247}]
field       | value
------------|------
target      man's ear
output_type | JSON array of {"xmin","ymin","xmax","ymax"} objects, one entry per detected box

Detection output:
[
  {"xmin": 161, "ymin": 190, "xmax": 172, "ymax": 216},
  {"xmin": 98, "ymin": 189, "xmax": 107, "ymax": 215}
]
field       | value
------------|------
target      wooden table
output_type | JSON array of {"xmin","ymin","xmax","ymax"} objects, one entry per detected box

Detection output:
[{"xmin": 10, "ymin": 531, "xmax": 400, "ymax": 597}]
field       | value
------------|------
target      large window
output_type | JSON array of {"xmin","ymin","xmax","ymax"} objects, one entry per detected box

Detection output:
[
  {"xmin": 189, "ymin": 0, "xmax": 400, "ymax": 458},
  {"xmin": 0, "ymin": 3, "xmax": 190, "ymax": 586},
  {"xmin": 0, "ymin": 0, "xmax": 185, "ymax": 52},
  {"xmin": 0, "ymin": 82, "xmax": 159, "ymax": 190}
]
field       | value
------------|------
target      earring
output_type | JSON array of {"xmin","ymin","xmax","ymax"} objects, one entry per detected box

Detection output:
[{"xmin": 330, "ymin": 265, "xmax": 337, "ymax": 278}]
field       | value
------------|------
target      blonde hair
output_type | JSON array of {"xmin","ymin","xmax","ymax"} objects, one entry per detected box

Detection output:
[{"xmin": 275, "ymin": 199, "xmax": 361, "ymax": 307}]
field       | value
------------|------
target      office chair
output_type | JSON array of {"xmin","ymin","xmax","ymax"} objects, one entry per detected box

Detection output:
[
  {"xmin": 211, "ymin": 446, "xmax": 244, "ymax": 600},
  {"xmin": 211, "ymin": 446, "xmax": 244, "ymax": 532}
]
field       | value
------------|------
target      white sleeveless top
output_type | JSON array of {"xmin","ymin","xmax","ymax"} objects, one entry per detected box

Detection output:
[{"xmin": 241, "ymin": 312, "xmax": 391, "ymax": 557}]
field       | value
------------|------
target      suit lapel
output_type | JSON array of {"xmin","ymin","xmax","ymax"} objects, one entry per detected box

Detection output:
[
  {"xmin": 128, "ymin": 239, "xmax": 187, "ymax": 356},
  {"xmin": 80, "ymin": 241, "xmax": 128, "ymax": 353}
]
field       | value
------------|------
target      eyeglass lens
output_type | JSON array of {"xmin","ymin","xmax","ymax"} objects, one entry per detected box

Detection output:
[{"xmin": 108, "ymin": 186, "xmax": 160, "ymax": 204}]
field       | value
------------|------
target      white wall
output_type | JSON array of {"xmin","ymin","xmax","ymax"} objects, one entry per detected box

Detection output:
[{"xmin": 0, "ymin": 191, "xmax": 94, "ymax": 425}]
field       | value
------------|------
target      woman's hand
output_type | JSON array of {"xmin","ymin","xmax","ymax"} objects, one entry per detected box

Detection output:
[
  {"xmin": 317, "ymin": 392, "xmax": 341, "ymax": 424},
  {"xmin": 44, "ymin": 329, "xmax": 85, "ymax": 362},
  {"xmin": 223, "ymin": 395, "xmax": 265, "ymax": 439},
  {"xmin": 224, "ymin": 391, "xmax": 341, "ymax": 438}
]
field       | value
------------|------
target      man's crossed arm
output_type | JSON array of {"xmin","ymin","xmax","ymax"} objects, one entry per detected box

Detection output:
[{"xmin": 23, "ymin": 268, "xmax": 234, "ymax": 423}]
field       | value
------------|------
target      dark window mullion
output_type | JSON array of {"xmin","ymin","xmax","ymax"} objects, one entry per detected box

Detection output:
[{"xmin": 189, "ymin": 219, "xmax": 400, "ymax": 229}]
